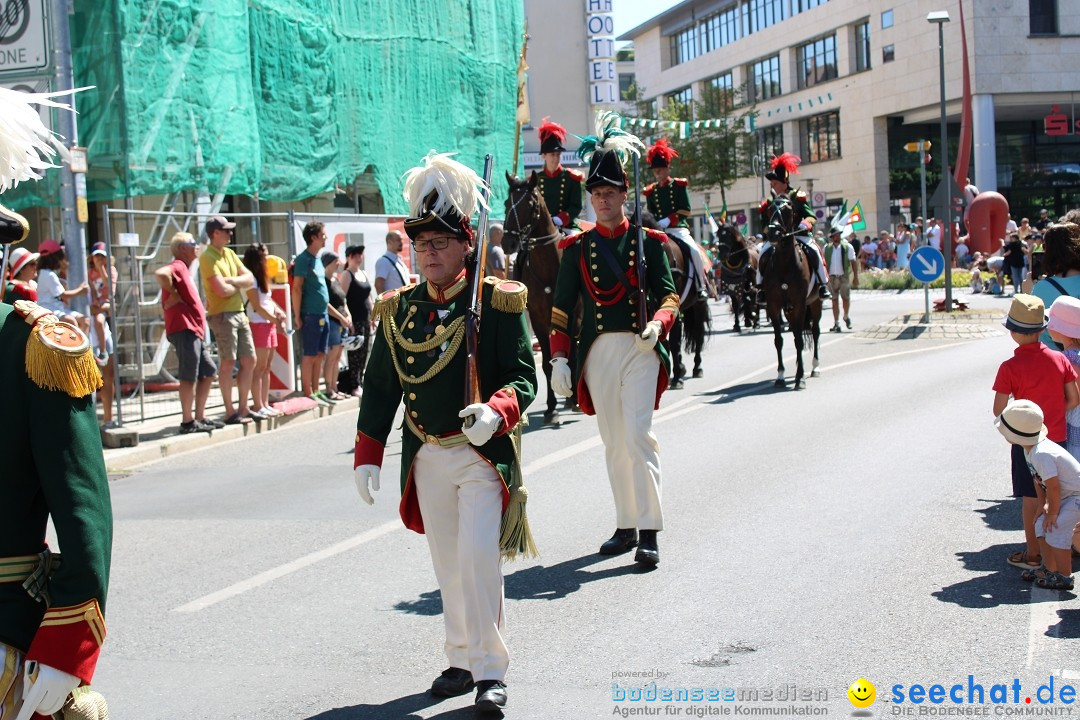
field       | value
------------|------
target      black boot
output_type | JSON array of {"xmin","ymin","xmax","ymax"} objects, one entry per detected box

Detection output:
[
  {"xmin": 818, "ymin": 284, "xmax": 830, "ymax": 300},
  {"xmin": 431, "ymin": 667, "xmax": 475, "ymax": 697},
  {"xmin": 635, "ymin": 530, "xmax": 659, "ymax": 565},
  {"xmin": 599, "ymin": 528, "xmax": 638, "ymax": 555}
]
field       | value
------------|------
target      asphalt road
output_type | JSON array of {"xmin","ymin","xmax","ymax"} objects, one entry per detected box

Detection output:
[{"xmin": 89, "ymin": 290, "xmax": 1080, "ymax": 719}]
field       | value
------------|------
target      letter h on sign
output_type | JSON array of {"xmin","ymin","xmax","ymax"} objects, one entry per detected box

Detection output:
[{"xmin": 586, "ymin": 0, "xmax": 613, "ymax": 11}]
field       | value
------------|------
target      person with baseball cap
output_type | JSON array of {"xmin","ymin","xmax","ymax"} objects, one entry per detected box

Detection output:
[{"xmin": 198, "ymin": 215, "xmax": 256, "ymax": 425}]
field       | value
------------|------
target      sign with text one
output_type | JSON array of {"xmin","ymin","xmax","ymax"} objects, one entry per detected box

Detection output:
[
  {"xmin": 0, "ymin": 0, "xmax": 51, "ymax": 76},
  {"xmin": 586, "ymin": 0, "xmax": 616, "ymax": 105}
]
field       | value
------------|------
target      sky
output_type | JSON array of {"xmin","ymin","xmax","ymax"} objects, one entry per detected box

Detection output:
[{"xmin": 613, "ymin": 0, "xmax": 684, "ymax": 41}]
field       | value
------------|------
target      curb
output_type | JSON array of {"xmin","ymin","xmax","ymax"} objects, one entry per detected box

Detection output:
[{"xmin": 102, "ymin": 397, "xmax": 359, "ymax": 472}]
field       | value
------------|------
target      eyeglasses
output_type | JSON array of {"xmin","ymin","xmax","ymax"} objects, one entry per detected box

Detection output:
[{"xmin": 413, "ymin": 236, "xmax": 458, "ymax": 252}]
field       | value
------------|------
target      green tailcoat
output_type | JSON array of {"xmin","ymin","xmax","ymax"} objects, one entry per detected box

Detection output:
[
  {"xmin": 538, "ymin": 167, "xmax": 584, "ymax": 229},
  {"xmin": 644, "ymin": 178, "xmax": 691, "ymax": 229},
  {"xmin": 549, "ymin": 221, "xmax": 681, "ymax": 416},
  {"xmin": 0, "ymin": 301, "xmax": 111, "ymax": 684},
  {"xmin": 354, "ymin": 274, "xmax": 537, "ymax": 534}
]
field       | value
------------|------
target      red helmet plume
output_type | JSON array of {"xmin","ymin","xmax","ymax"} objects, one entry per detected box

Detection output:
[
  {"xmin": 538, "ymin": 117, "xmax": 568, "ymax": 154},
  {"xmin": 646, "ymin": 137, "xmax": 679, "ymax": 169},
  {"xmin": 765, "ymin": 153, "xmax": 801, "ymax": 183}
]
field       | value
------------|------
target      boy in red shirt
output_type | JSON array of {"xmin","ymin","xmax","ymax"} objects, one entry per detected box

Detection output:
[{"xmin": 993, "ymin": 294, "xmax": 1079, "ymax": 571}]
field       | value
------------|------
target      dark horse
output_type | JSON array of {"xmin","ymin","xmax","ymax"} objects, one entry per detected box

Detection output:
[
  {"xmin": 638, "ymin": 211, "xmax": 710, "ymax": 388},
  {"xmin": 759, "ymin": 194, "xmax": 821, "ymax": 389},
  {"xmin": 714, "ymin": 222, "xmax": 759, "ymax": 333},
  {"xmin": 503, "ymin": 171, "xmax": 570, "ymax": 424}
]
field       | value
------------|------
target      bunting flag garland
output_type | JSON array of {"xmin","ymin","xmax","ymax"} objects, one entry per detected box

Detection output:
[{"xmin": 619, "ymin": 91, "xmax": 835, "ymax": 137}]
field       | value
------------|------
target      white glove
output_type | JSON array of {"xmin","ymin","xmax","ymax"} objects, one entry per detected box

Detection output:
[
  {"xmin": 459, "ymin": 403, "xmax": 503, "ymax": 446},
  {"xmin": 658, "ymin": 217, "xmax": 671, "ymax": 229},
  {"xmin": 550, "ymin": 357, "xmax": 573, "ymax": 397},
  {"xmin": 635, "ymin": 320, "xmax": 662, "ymax": 353},
  {"xmin": 552, "ymin": 216, "xmax": 564, "ymax": 227},
  {"xmin": 14, "ymin": 662, "xmax": 80, "ymax": 720},
  {"xmin": 354, "ymin": 464, "xmax": 381, "ymax": 505}
]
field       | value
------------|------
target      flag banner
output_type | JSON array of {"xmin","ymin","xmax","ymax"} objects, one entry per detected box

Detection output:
[
  {"xmin": 704, "ymin": 203, "xmax": 719, "ymax": 234},
  {"xmin": 849, "ymin": 200, "xmax": 866, "ymax": 231},
  {"xmin": 515, "ymin": 47, "xmax": 529, "ymax": 125}
]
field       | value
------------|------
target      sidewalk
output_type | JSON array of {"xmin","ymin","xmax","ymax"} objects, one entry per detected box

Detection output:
[{"xmin": 100, "ymin": 394, "xmax": 359, "ymax": 472}]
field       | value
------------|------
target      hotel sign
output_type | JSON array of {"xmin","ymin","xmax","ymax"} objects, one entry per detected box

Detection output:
[{"xmin": 586, "ymin": 0, "xmax": 616, "ymax": 105}]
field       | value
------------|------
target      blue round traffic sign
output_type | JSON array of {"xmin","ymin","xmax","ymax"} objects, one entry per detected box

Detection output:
[{"xmin": 909, "ymin": 246, "xmax": 945, "ymax": 283}]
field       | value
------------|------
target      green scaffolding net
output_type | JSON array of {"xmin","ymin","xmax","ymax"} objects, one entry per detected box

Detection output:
[{"xmin": 6, "ymin": 0, "xmax": 523, "ymax": 215}]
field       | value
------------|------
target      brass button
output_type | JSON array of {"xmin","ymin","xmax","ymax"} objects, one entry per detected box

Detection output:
[
  {"xmin": 629, "ymin": 250, "xmax": 636, "ymax": 257},
  {"xmin": 596, "ymin": 312, "xmax": 603, "ymax": 319},
  {"xmin": 426, "ymin": 434, "xmax": 438, "ymax": 445},
  {"xmin": 409, "ymin": 392, "xmax": 416, "ymax": 400},
  {"xmin": 406, "ymin": 356, "xmax": 415, "ymax": 364},
  {"xmin": 410, "ymin": 410, "xmax": 418, "ymax": 418},
  {"xmin": 631, "ymin": 312, "xmax": 637, "ymax": 318},
  {"xmin": 591, "ymin": 264, "xmax": 598, "ymax": 270},
  {"xmin": 598, "ymin": 324, "xmax": 604, "ymax": 330},
  {"xmin": 593, "ymin": 277, "xmax": 600, "ymax": 282},
  {"xmin": 407, "ymin": 321, "xmax": 415, "ymax": 329},
  {"xmin": 418, "ymin": 424, "xmax": 425, "ymax": 431},
  {"xmin": 409, "ymin": 305, "xmax": 417, "ymax": 313}
]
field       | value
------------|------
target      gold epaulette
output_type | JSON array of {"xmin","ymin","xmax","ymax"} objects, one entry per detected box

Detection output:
[
  {"xmin": 485, "ymin": 277, "xmax": 528, "ymax": 314},
  {"xmin": 13, "ymin": 300, "xmax": 102, "ymax": 398},
  {"xmin": 372, "ymin": 283, "xmax": 416, "ymax": 324}
]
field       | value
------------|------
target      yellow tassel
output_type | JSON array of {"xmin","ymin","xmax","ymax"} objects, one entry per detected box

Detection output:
[
  {"xmin": 490, "ymin": 281, "xmax": 528, "ymax": 314},
  {"xmin": 373, "ymin": 288, "xmax": 402, "ymax": 324},
  {"xmin": 25, "ymin": 327, "xmax": 102, "ymax": 398},
  {"xmin": 499, "ymin": 485, "xmax": 538, "ymax": 561},
  {"xmin": 62, "ymin": 685, "xmax": 110, "ymax": 720}
]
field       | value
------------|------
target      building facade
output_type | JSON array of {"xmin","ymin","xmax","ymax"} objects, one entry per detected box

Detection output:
[{"xmin": 620, "ymin": 0, "xmax": 1080, "ymax": 236}]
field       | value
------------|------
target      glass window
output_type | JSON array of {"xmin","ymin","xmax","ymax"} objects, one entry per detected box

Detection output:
[
  {"xmin": 760, "ymin": 125, "xmax": 784, "ymax": 158},
  {"xmin": 1030, "ymin": 0, "xmax": 1058, "ymax": 35},
  {"xmin": 797, "ymin": 35, "xmax": 838, "ymax": 89},
  {"xmin": 882, "ymin": 44, "xmax": 895, "ymax": 63},
  {"xmin": 700, "ymin": 6, "xmax": 740, "ymax": 53},
  {"xmin": 669, "ymin": 25, "xmax": 699, "ymax": 66},
  {"xmin": 881, "ymin": 9, "xmax": 894, "ymax": 28},
  {"xmin": 855, "ymin": 21, "xmax": 871, "ymax": 72},
  {"xmin": 666, "ymin": 87, "xmax": 694, "ymax": 120},
  {"xmin": 706, "ymin": 73, "xmax": 734, "ymax": 114},
  {"xmin": 750, "ymin": 55, "xmax": 781, "ymax": 102},
  {"xmin": 746, "ymin": 0, "xmax": 786, "ymax": 34},
  {"xmin": 793, "ymin": 0, "xmax": 828, "ymax": 12},
  {"xmin": 801, "ymin": 111, "xmax": 841, "ymax": 162},
  {"xmin": 619, "ymin": 73, "xmax": 635, "ymax": 100}
]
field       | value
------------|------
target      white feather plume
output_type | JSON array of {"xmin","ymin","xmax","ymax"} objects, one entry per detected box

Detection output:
[
  {"xmin": 0, "ymin": 87, "xmax": 80, "ymax": 193},
  {"xmin": 402, "ymin": 151, "xmax": 490, "ymax": 220},
  {"xmin": 593, "ymin": 110, "xmax": 645, "ymax": 161}
]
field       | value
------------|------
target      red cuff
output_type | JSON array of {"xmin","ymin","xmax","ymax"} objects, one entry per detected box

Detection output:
[
  {"xmin": 550, "ymin": 329, "xmax": 571, "ymax": 357},
  {"xmin": 354, "ymin": 431, "xmax": 385, "ymax": 469},
  {"xmin": 653, "ymin": 308, "xmax": 676, "ymax": 339},
  {"xmin": 667, "ymin": 214, "xmax": 680, "ymax": 225},
  {"xmin": 486, "ymin": 387, "xmax": 522, "ymax": 436},
  {"xmin": 556, "ymin": 212, "xmax": 571, "ymax": 226},
  {"xmin": 26, "ymin": 599, "xmax": 106, "ymax": 684}
]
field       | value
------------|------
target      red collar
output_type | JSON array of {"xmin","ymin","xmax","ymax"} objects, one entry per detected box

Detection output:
[
  {"xmin": 656, "ymin": 177, "xmax": 672, "ymax": 187},
  {"xmin": 544, "ymin": 166, "xmax": 563, "ymax": 178},
  {"xmin": 595, "ymin": 219, "xmax": 630, "ymax": 238},
  {"xmin": 426, "ymin": 269, "xmax": 469, "ymax": 303}
]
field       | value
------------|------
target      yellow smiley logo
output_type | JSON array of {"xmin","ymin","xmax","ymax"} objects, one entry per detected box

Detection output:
[{"xmin": 848, "ymin": 679, "xmax": 876, "ymax": 708}]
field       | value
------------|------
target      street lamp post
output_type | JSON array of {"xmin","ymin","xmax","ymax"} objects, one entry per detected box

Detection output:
[{"xmin": 928, "ymin": 10, "xmax": 952, "ymax": 310}]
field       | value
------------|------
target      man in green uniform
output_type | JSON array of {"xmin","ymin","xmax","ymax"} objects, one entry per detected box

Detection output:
[
  {"xmin": 537, "ymin": 117, "xmax": 584, "ymax": 233},
  {"xmin": 757, "ymin": 152, "xmax": 830, "ymax": 299},
  {"xmin": 0, "ymin": 86, "xmax": 112, "ymax": 720},
  {"xmin": 352, "ymin": 152, "xmax": 537, "ymax": 714},
  {"xmin": 643, "ymin": 138, "xmax": 712, "ymax": 299},
  {"xmin": 549, "ymin": 112, "xmax": 681, "ymax": 566}
]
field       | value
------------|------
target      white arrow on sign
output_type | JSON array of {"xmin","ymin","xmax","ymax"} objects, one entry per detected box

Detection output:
[{"xmin": 917, "ymin": 252, "xmax": 939, "ymax": 276}]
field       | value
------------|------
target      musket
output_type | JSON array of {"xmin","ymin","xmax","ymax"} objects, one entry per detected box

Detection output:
[
  {"xmin": 632, "ymin": 154, "xmax": 647, "ymax": 326},
  {"xmin": 464, "ymin": 154, "xmax": 494, "ymax": 414}
]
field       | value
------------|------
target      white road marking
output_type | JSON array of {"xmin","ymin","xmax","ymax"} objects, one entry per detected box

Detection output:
[
  {"xmin": 171, "ymin": 336, "xmax": 985, "ymax": 612},
  {"xmin": 173, "ymin": 521, "xmax": 400, "ymax": 612}
]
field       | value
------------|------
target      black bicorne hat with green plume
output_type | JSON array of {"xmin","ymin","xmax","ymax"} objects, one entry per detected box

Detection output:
[{"xmin": 577, "ymin": 111, "xmax": 645, "ymax": 192}]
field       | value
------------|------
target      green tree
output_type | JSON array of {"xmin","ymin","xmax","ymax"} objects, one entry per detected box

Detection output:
[{"xmin": 630, "ymin": 82, "xmax": 758, "ymax": 209}]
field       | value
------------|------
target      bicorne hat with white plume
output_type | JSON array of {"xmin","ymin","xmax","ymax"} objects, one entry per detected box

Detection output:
[
  {"xmin": 577, "ymin": 111, "xmax": 645, "ymax": 192},
  {"xmin": 401, "ymin": 151, "xmax": 490, "ymax": 242}
]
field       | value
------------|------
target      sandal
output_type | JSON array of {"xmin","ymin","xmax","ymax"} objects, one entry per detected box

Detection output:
[
  {"xmin": 1007, "ymin": 550, "xmax": 1042, "ymax": 569},
  {"xmin": 1021, "ymin": 566, "xmax": 1048, "ymax": 582},
  {"xmin": 224, "ymin": 413, "xmax": 253, "ymax": 425},
  {"xmin": 1035, "ymin": 572, "xmax": 1075, "ymax": 591}
]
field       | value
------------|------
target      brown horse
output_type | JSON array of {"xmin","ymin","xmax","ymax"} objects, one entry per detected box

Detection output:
[
  {"xmin": 759, "ymin": 194, "xmax": 821, "ymax": 389},
  {"xmin": 503, "ymin": 171, "xmax": 571, "ymax": 423},
  {"xmin": 714, "ymin": 222, "xmax": 759, "ymax": 333}
]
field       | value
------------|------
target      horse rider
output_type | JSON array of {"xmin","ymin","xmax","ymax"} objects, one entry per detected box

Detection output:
[
  {"xmin": 756, "ymin": 153, "xmax": 830, "ymax": 300},
  {"xmin": 549, "ymin": 111, "xmax": 681, "ymax": 566},
  {"xmin": 644, "ymin": 138, "xmax": 712, "ymax": 300},
  {"xmin": 537, "ymin": 117, "xmax": 584, "ymax": 235},
  {"xmin": 352, "ymin": 151, "xmax": 538, "ymax": 713},
  {"xmin": 1, "ymin": 87, "xmax": 112, "ymax": 720}
]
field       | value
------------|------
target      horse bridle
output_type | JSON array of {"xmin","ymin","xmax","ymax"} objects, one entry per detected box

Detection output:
[
  {"xmin": 766, "ymin": 196, "xmax": 798, "ymax": 242},
  {"xmin": 504, "ymin": 186, "xmax": 561, "ymax": 251}
]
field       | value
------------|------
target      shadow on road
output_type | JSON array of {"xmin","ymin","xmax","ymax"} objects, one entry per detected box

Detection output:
[
  {"xmin": 304, "ymin": 691, "xmax": 481, "ymax": 720},
  {"xmin": 523, "ymin": 408, "xmax": 582, "ymax": 434},
  {"xmin": 933, "ymin": 543, "xmax": 1077, "ymax": 609},
  {"xmin": 1047, "ymin": 609, "xmax": 1080, "ymax": 639},
  {"xmin": 393, "ymin": 553, "xmax": 650, "ymax": 616},
  {"xmin": 702, "ymin": 381, "xmax": 790, "ymax": 404},
  {"xmin": 973, "ymin": 497, "xmax": 1022, "ymax": 532}
]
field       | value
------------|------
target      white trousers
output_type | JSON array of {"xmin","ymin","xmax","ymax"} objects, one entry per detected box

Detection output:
[
  {"xmin": 583, "ymin": 333, "xmax": 664, "ymax": 530},
  {"xmin": 414, "ymin": 443, "xmax": 508, "ymax": 682},
  {"xmin": 667, "ymin": 227, "xmax": 710, "ymax": 294}
]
